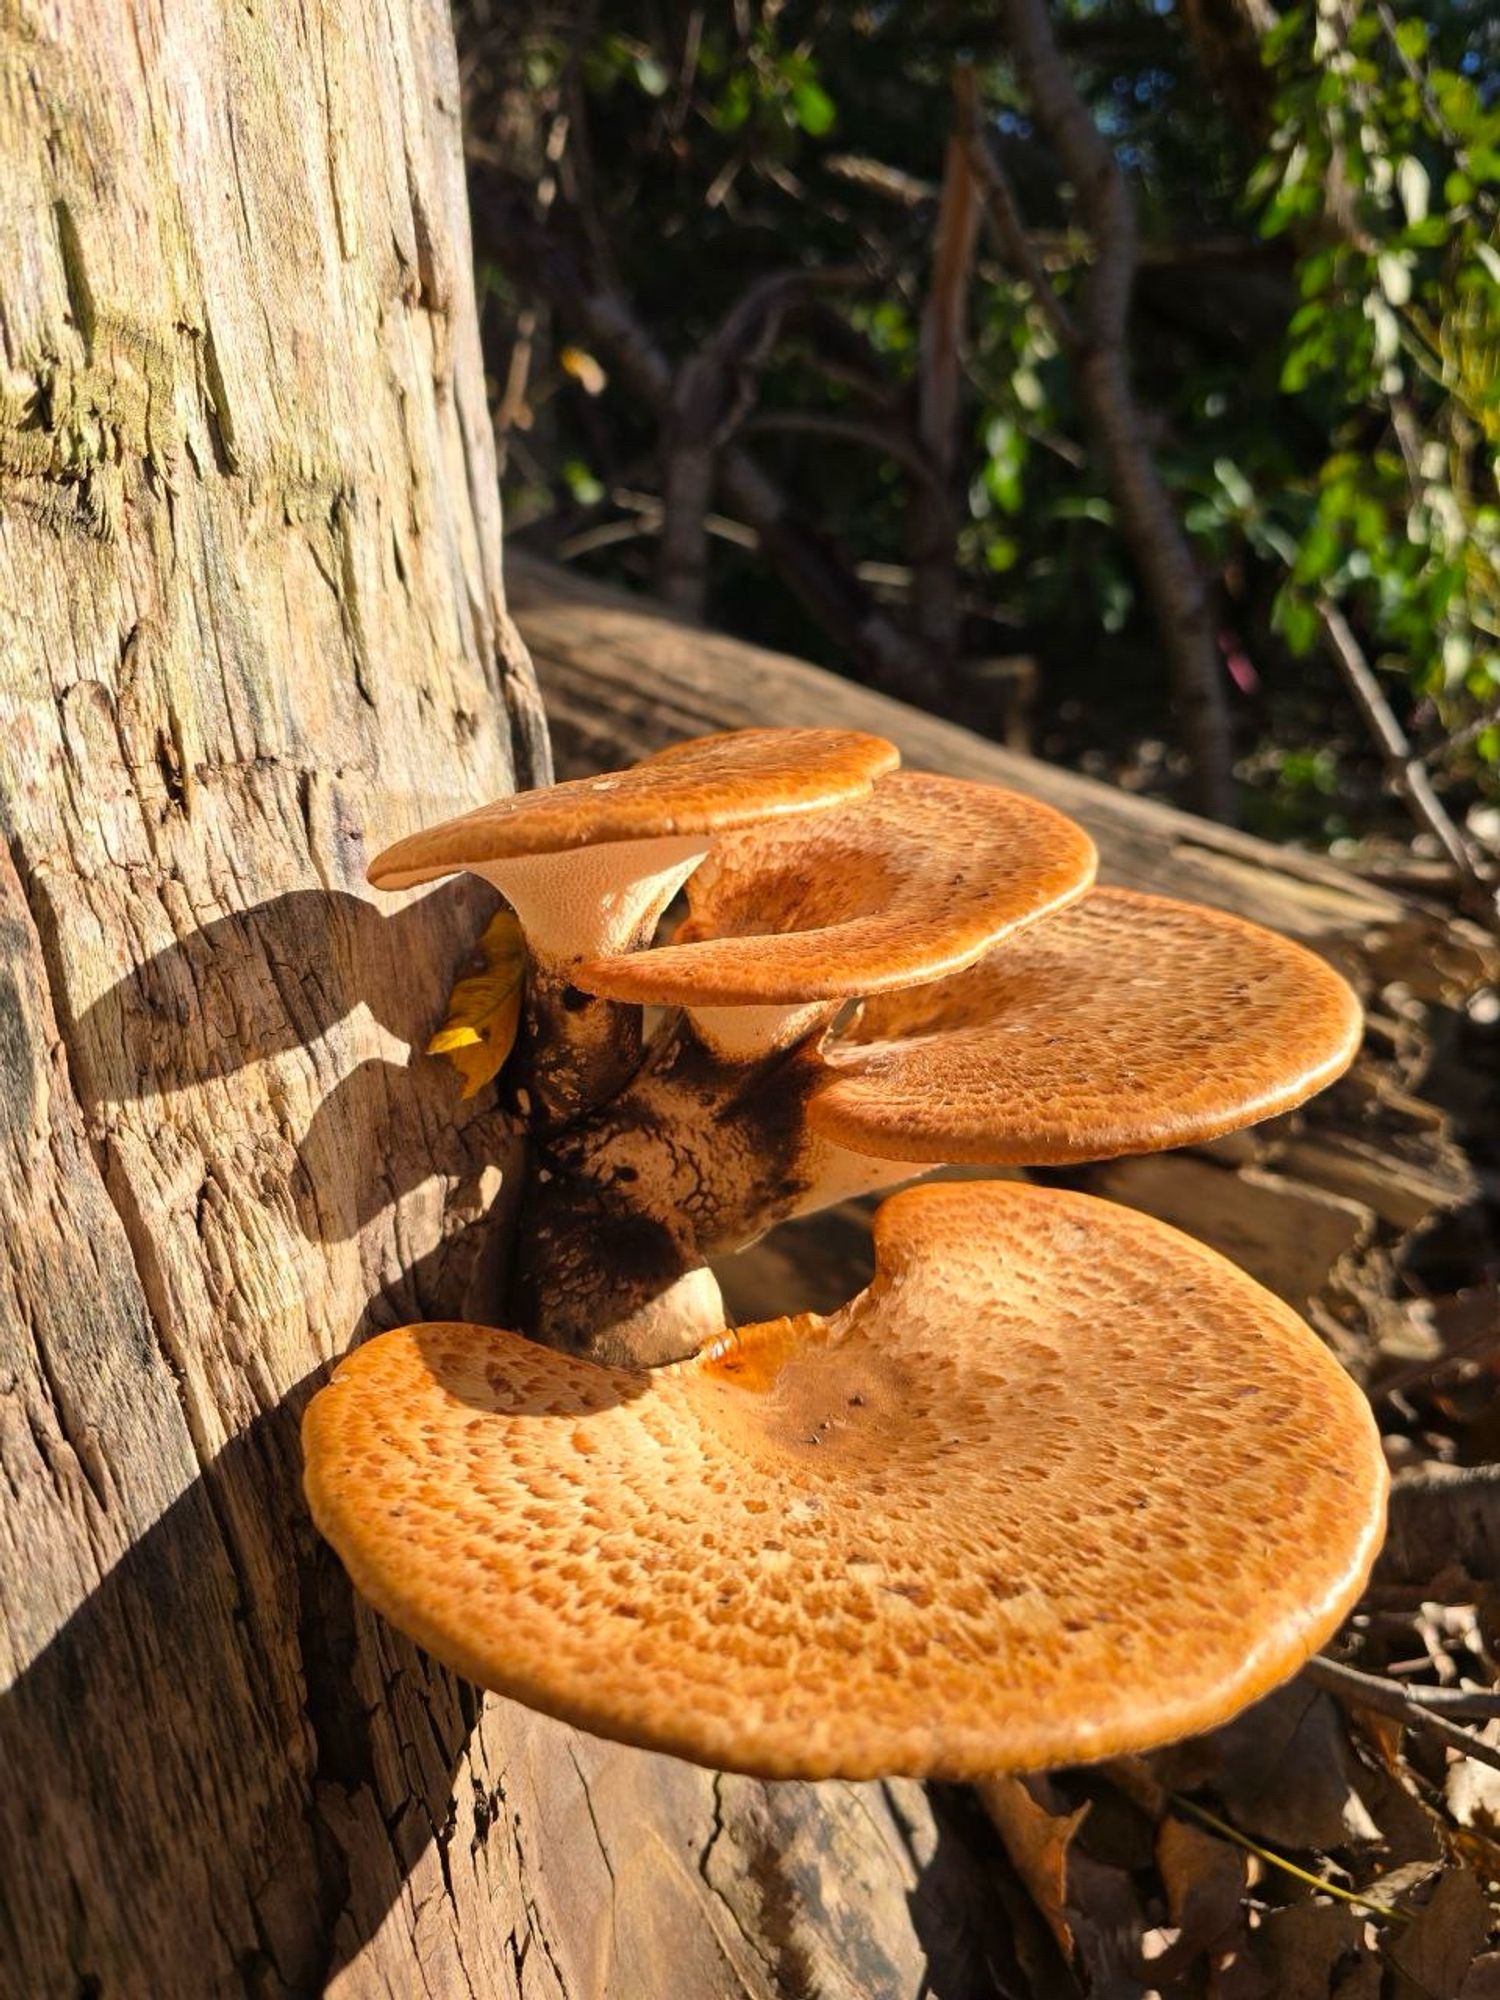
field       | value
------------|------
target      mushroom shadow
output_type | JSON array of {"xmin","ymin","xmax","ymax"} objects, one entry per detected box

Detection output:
[
  {"xmin": 409, "ymin": 1321, "xmax": 648, "ymax": 1415},
  {"xmin": 70, "ymin": 884, "xmax": 526, "ymax": 1256},
  {"xmin": 71, "ymin": 884, "xmax": 492, "ymax": 1102}
]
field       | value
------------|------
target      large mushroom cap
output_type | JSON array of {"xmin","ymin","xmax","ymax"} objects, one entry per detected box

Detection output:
[
  {"xmin": 808, "ymin": 887, "xmax": 1364, "ymax": 1165},
  {"xmin": 366, "ymin": 728, "xmax": 900, "ymax": 890},
  {"xmin": 303, "ymin": 1181, "xmax": 1385, "ymax": 1780},
  {"xmin": 573, "ymin": 771, "xmax": 1097, "ymax": 1008}
]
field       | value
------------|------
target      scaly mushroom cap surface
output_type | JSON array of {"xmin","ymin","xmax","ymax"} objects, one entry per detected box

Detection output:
[
  {"xmin": 365, "ymin": 728, "xmax": 900, "ymax": 890},
  {"xmin": 302, "ymin": 1181, "xmax": 1386, "ymax": 1780},
  {"xmin": 808, "ymin": 888, "xmax": 1364, "ymax": 1165},
  {"xmin": 573, "ymin": 771, "xmax": 1098, "ymax": 1007}
]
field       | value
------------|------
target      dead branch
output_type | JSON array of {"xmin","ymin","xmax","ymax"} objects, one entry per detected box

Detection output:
[
  {"xmin": 1306, "ymin": 1656, "xmax": 1500, "ymax": 1773},
  {"xmin": 660, "ymin": 267, "xmax": 868, "ymax": 619},
  {"xmin": 983, "ymin": 0, "xmax": 1238, "ymax": 822},
  {"xmin": 958, "ymin": 73, "xmax": 1080, "ymax": 350},
  {"xmin": 1317, "ymin": 599, "xmax": 1496, "ymax": 918},
  {"xmin": 909, "ymin": 89, "xmax": 981, "ymax": 674}
]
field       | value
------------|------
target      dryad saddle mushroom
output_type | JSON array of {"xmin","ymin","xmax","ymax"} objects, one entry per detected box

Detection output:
[{"xmin": 305, "ymin": 726, "xmax": 1387, "ymax": 1780}]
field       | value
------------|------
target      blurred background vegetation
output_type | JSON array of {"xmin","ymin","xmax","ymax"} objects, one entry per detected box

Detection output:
[{"xmin": 454, "ymin": 0, "xmax": 1499, "ymax": 887}]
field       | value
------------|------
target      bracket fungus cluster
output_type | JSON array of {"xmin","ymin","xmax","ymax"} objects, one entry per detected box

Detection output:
[{"xmin": 306, "ymin": 726, "xmax": 1388, "ymax": 1780}]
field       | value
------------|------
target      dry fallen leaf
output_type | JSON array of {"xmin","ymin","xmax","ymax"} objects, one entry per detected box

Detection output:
[
  {"xmin": 1251, "ymin": 1902, "xmax": 1367, "ymax": 2000},
  {"xmin": 1151, "ymin": 1815, "xmax": 1249, "ymax": 1982},
  {"xmin": 1448, "ymin": 1723, "xmax": 1500, "ymax": 1837},
  {"xmin": 1457, "ymin": 1952, "xmax": 1500, "ymax": 1999},
  {"xmin": 427, "ymin": 910, "xmax": 525, "ymax": 1098},
  {"xmin": 1384, "ymin": 1867, "xmax": 1491, "ymax": 2000},
  {"xmin": 978, "ymin": 1774, "xmax": 1090, "ymax": 1961},
  {"xmin": 1152, "ymin": 1683, "xmax": 1380, "ymax": 1851}
]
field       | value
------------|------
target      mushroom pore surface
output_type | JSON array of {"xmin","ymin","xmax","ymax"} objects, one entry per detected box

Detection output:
[
  {"xmin": 302, "ymin": 1181, "xmax": 1386, "ymax": 1780},
  {"xmin": 808, "ymin": 887, "xmax": 1364, "ymax": 1165},
  {"xmin": 574, "ymin": 770, "xmax": 1098, "ymax": 1008}
]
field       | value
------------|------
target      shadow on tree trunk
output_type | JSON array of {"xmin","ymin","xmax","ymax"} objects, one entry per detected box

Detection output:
[{"xmin": 7, "ymin": 885, "xmax": 1025, "ymax": 1997}]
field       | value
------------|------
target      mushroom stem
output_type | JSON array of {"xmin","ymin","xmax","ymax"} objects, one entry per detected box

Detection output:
[
  {"xmin": 506, "ymin": 1141, "xmax": 725, "ymax": 1364},
  {"xmin": 515, "ymin": 1020, "xmax": 867, "ymax": 1292},
  {"xmin": 510, "ymin": 961, "xmax": 646, "ymax": 1130}
]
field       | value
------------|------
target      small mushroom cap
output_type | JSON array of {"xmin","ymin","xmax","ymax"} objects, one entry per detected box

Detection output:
[
  {"xmin": 574, "ymin": 771, "xmax": 1098, "ymax": 1007},
  {"xmin": 808, "ymin": 888, "xmax": 1364, "ymax": 1165},
  {"xmin": 303, "ymin": 1180, "xmax": 1385, "ymax": 1780},
  {"xmin": 366, "ymin": 728, "xmax": 900, "ymax": 890}
]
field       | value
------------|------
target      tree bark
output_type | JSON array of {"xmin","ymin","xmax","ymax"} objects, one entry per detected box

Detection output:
[{"xmin": 0, "ymin": 6, "xmax": 1010, "ymax": 1996}]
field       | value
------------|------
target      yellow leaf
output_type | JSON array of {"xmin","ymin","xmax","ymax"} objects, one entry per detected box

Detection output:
[
  {"xmin": 426, "ymin": 911, "xmax": 526, "ymax": 1098},
  {"xmin": 559, "ymin": 345, "xmax": 607, "ymax": 396}
]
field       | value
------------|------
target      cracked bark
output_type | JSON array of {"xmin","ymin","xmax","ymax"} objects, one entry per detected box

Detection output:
[{"xmin": 0, "ymin": 6, "xmax": 1015, "ymax": 1995}]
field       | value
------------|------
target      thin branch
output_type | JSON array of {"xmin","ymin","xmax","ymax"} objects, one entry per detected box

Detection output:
[
  {"xmin": 1317, "ymin": 598, "xmax": 1495, "ymax": 915},
  {"xmin": 824, "ymin": 153, "xmax": 935, "ymax": 208},
  {"xmin": 660, "ymin": 266, "xmax": 871, "ymax": 618},
  {"xmin": 1306, "ymin": 1655, "xmax": 1500, "ymax": 1771},
  {"xmin": 990, "ymin": 0, "xmax": 1238, "ymax": 821},
  {"xmin": 958, "ymin": 71, "xmax": 1080, "ymax": 349},
  {"xmin": 909, "ymin": 80, "xmax": 981, "ymax": 672},
  {"xmin": 1169, "ymin": 1794, "xmax": 1409, "ymax": 1922},
  {"xmin": 739, "ymin": 411, "xmax": 942, "ymax": 487}
]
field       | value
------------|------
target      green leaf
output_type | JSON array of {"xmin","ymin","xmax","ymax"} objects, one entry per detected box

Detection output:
[
  {"xmin": 791, "ymin": 79, "xmax": 836, "ymax": 136},
  {"xmin": 633, "ymin": 54, "xmax": 670, "ymax": 97},
  {"xmin": 1214, "ymin": 458, "xmax": 1255, "ymax": 510},
  {"xmin": 1275, "ymin": 591, "xmax": 1321, "ymax": 656},
  {"xmin": 1397, "ymin": 156, "xmax": 1430, "ymax": 226},
  {"xmin": 1376, "ymin": 252, "xmax": 1412, "ymax": 307}
]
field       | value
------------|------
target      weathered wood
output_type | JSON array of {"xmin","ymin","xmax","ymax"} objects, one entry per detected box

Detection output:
[{"xmin": 0, "ymin": 11, "xmax": 1011, "ymax": 1998}]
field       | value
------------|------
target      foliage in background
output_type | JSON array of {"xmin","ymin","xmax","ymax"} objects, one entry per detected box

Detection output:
[
  {"xmin": 463, "ymin": 0, "xmax": 1499, "ymax": 849},
  {"xmin": 1234, "ymin": 1, "xmax": 1500, "ymax": 793}
]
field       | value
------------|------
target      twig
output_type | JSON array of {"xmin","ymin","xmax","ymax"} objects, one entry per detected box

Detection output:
[
  {"xmin": 660, "ymin": 266, "xmax": 871, "ymax": 619},
  {"xmin": 824, "ymin": 153, "xmax": 935, "ymax": 207},
  {"xmin": 1316, "ymin": 598, "xmax": 1495, "ymax": 917},
  {"xmin": 1305, "ymin": 1654, "xmax": 1500, "ymax": 1771},
  {"xmin": 1170, "ymin": 1794, "xmax": 1409, "ymax": 1922},
  {"xmin": 909, "ymin": 75, "xmax": 982, "ymax": 673},
  {"xmin": 739, "ymin": 411, "xmax": 942, "ymax": 487}
]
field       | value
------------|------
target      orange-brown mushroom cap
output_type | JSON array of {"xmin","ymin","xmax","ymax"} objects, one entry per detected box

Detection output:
[
  {"xmin": 302, "ymin": 1180, "xmax": 1385, "ymax": 1780},
  {"xmin": 807, "ymin": 888, "xmax": 1364, "ymax": 1166},
  {"xmin": 573, "ymin": 771, "xmax": 1097, "ymax": 1008},
  {"xmin": 365, "ymin": 728, "xmax": 900, "ymax": 890}
]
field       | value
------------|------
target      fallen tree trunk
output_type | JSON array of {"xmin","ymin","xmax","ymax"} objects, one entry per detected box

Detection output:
[{"xmin": 0, "ymin": 10, "xmax": 1010, "ymax": 1997}]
